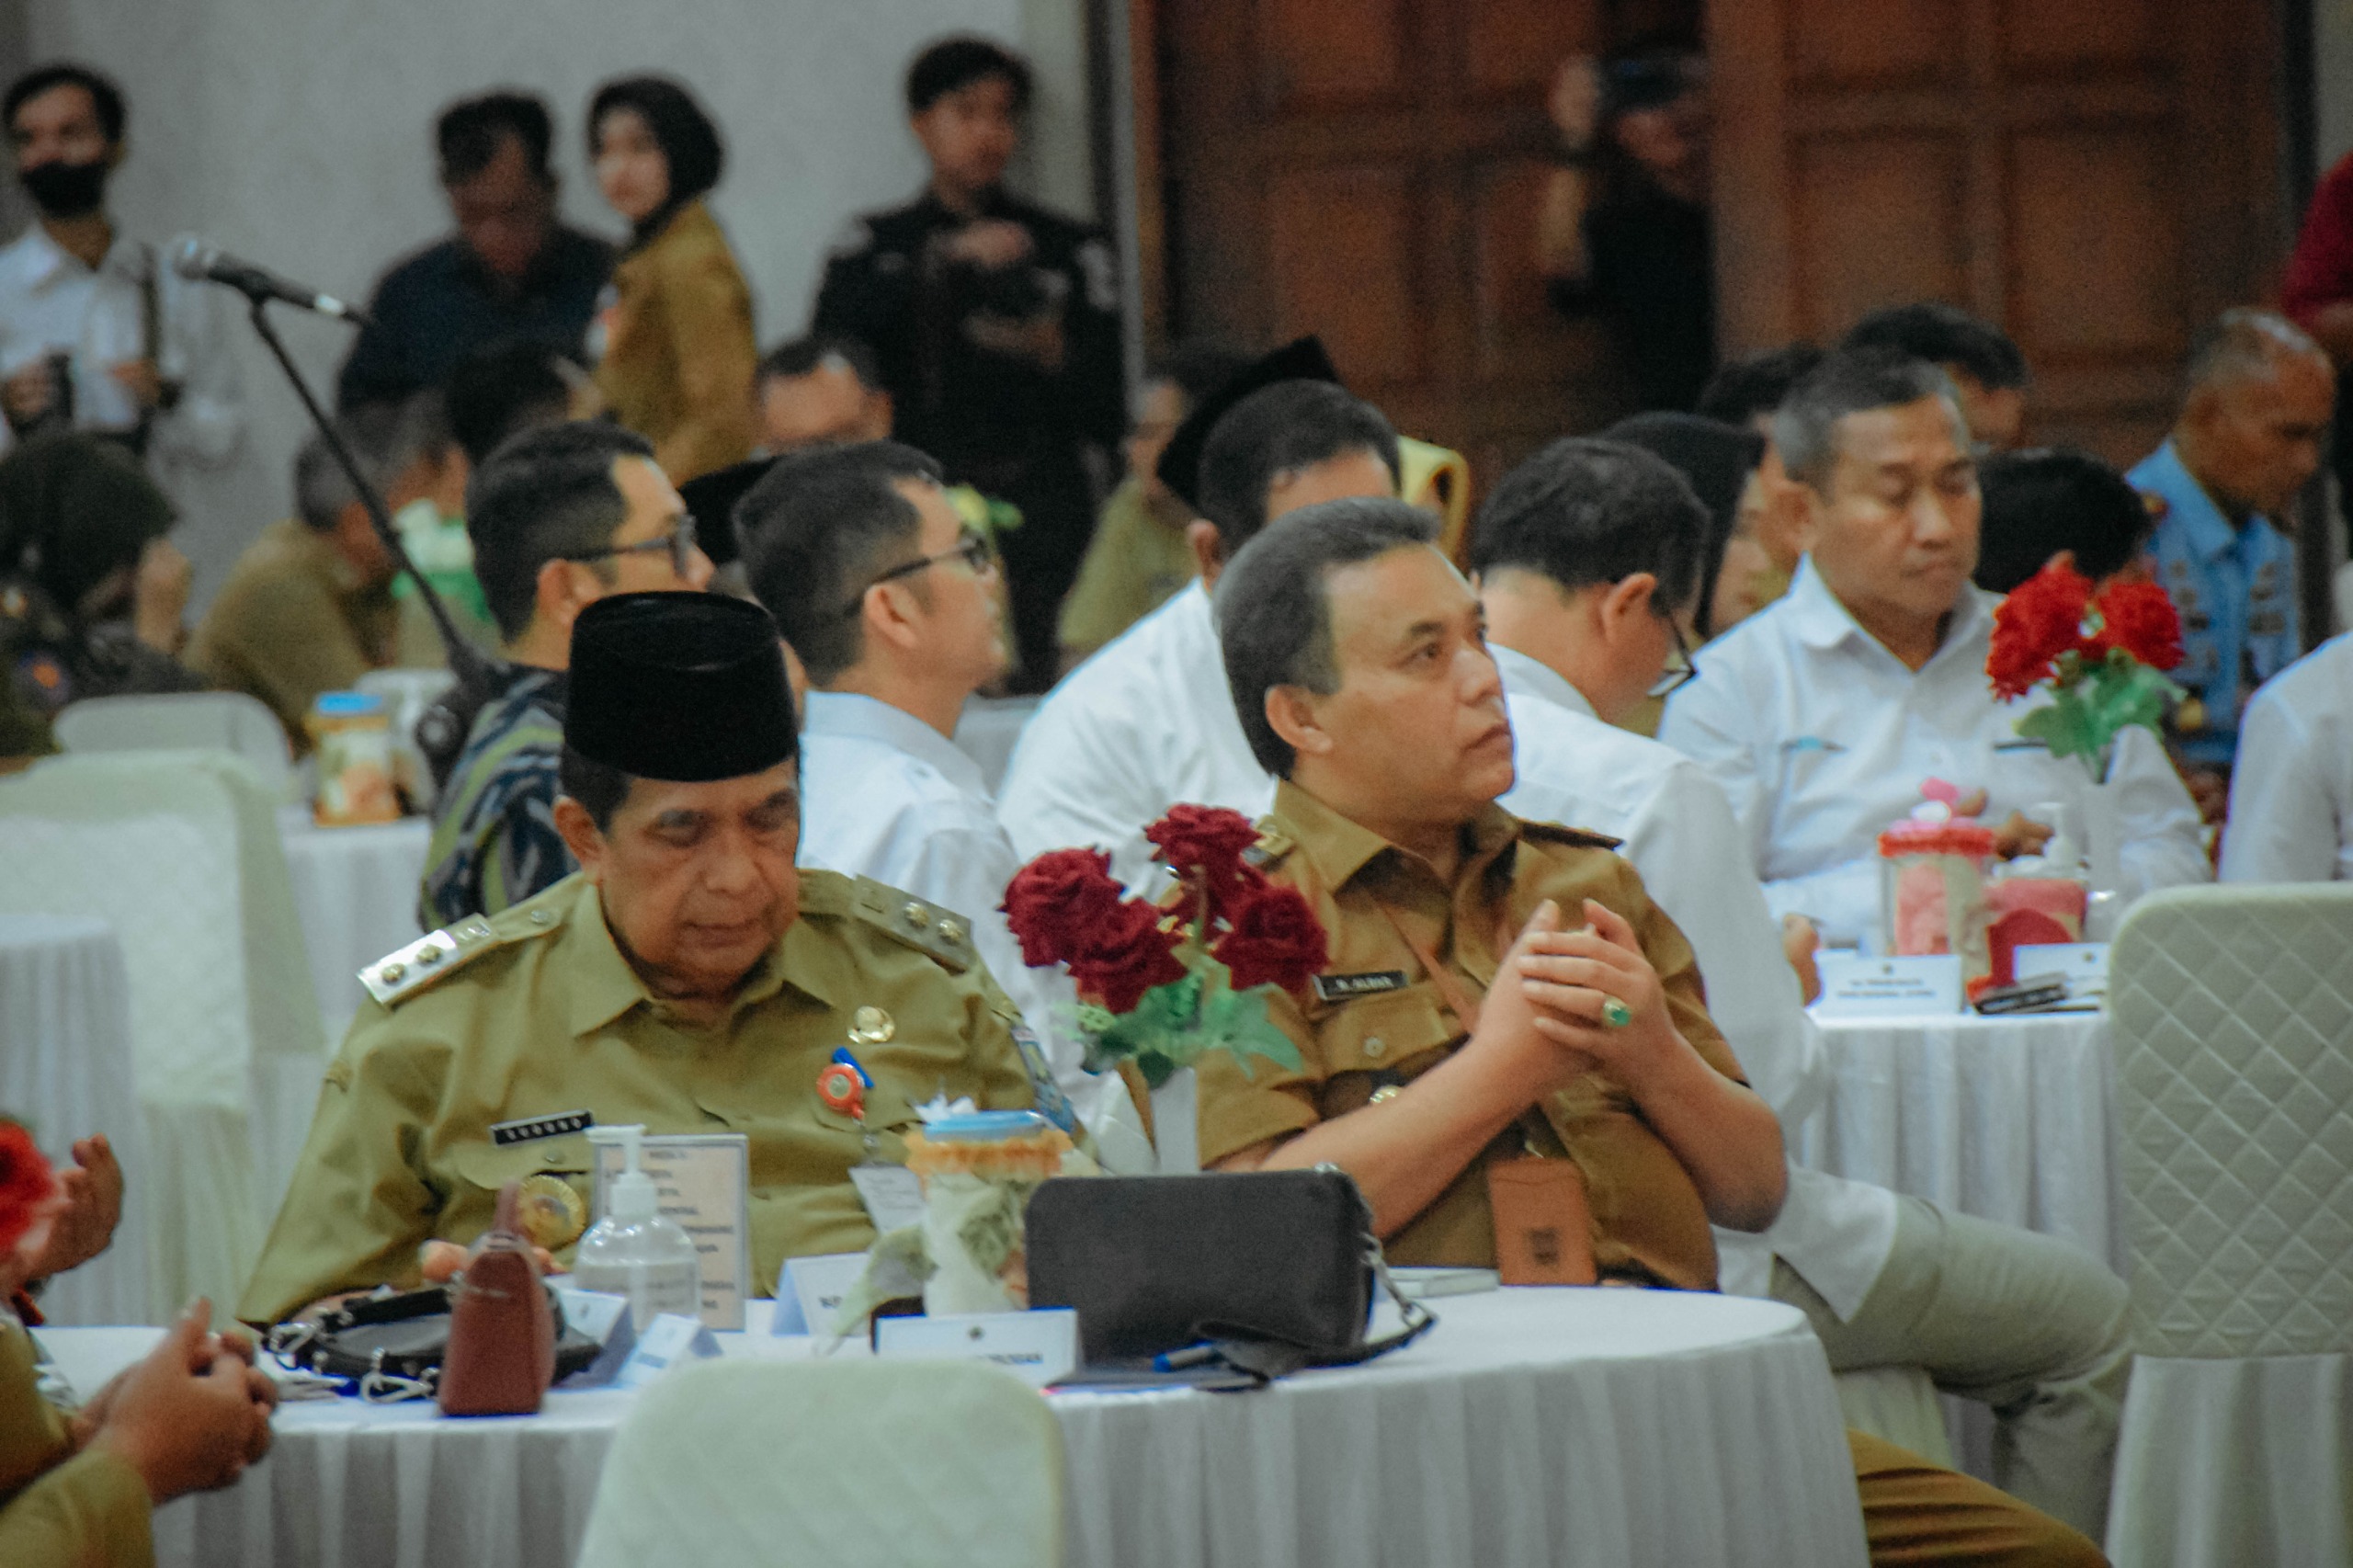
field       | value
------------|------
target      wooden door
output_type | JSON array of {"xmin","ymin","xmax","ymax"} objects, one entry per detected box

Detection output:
[
  {"xmin": 1709, "ymin": 0, "xmax": 2286, "ymax": 463},
  {"xmin": 1133, "ymin": 0, "xmax": 1697, "ymax": 488}
]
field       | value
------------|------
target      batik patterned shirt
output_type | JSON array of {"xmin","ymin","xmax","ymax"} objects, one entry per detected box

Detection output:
[{"xmin": 418, "ymin": 667, "xmax": 570, "ymax": 929}]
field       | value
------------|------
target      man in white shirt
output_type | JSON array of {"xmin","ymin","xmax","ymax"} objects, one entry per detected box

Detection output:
[
  {"xmin": 0, "ymin": 64, "xmax": 241, "ymax": 487},
  {"xmin": 1477, "ymin": 435, "xmax": 2130, "ymax": 1539},
  {"xmin": 997, "ymin": 379, "xmax": 1400, "ymax": 884},
  {"xmin": 1660, "ymin": 348, "xmax": 2208, "ymax": 947},
  {"xmin": 2220, "ymin": 632, "xmax": 2353, "ymax": 883},
  {"xmin": 738, "ymin": 439, "xmax": 1147, "ymax": 1164}
]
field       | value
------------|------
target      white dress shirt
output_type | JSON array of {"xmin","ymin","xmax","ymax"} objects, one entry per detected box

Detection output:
[
  {"xmin": 1658, "ymin": 557, "xmax": 2210, "ymax": 947},
  {"xmin": 0, "ymin": 224, "xmax": 243, "ymax": 477},
  {"xmin": 797, "ymin": 690, "xmax": 1148, "ymax": 1162},
  {"xmin": 997, "ymin": 581, "xmax": 1276, "ymax": 887},
  {"xmin": 1495, "ymin": 646, "xmax": 1897, "ymax": 1316},
  {"xmin": 2220, "ymin": 632, "xmax": 2353, "ymax": 884}
]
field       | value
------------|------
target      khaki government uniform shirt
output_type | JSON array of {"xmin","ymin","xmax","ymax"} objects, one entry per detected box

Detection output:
[
  {"xmin": 1194, "ymin": 782, "xmax": 1750, "ymax": 1288},
  {"xmin": 0, "ymin": 1314, "xmax": 153, "ymax": 1568},
  {"xmin": 238, "ymin": 868, "xmax": 1040, "ymax": 1325},
  {"xmin": 185, "ymin": 517, "xmax": 398, "ymax": 752},
  {"xmin": 1055, "ymin": 478, "xmax": 1200, "ymax": 661},
  {"xmin": 594, "ymin": 199, "xmax": 757, "ymax": 483}
]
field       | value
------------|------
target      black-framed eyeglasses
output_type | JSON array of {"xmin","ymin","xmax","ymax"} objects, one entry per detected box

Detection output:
[
  {"xmin": 1649, "ymin": 618, "xmax": 1699, "ymax": 699},
  {"xmin": 842, "ymin": 529, "xmax": 995, "ymax": 619},
  {"xmin": 560, "ymin": 513, "xmax": 700, "ymax": 578}
]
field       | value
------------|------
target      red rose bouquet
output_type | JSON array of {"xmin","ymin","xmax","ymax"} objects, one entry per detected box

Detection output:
[
  {"xmin": 0, "ymin": 1119, "xmax": 58, "ymax": 1262},
  {"xmin": 1987, "ymin": 562, "xmax": 2185, "ymax": 776},
  {"xmin": 1001, "ymin": 806, "xmax": 1324, "ymax": 1087}
]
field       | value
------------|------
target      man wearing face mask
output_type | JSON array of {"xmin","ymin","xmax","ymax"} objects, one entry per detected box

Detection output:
[{"xmin": 0, "ymin": 62, "xmax": 242, "ymax": 487}]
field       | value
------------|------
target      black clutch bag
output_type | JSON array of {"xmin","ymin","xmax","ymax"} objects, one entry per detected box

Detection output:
[
  {"xmin": 1025, "ymin": 1167, "xmax": 1433, "ymax": 1381},
  {"xmin": 266, "ymin": 1284, "xmax": 603, "ymax": 1403}
]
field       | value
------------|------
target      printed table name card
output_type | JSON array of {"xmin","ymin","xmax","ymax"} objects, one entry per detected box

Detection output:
[
  {"xmin": 2014, "ymin": 943, "xmax": 2109, "ymax": 1008},
  {"xmin": 872, "ymin": 1309, "xmax": 1080, "ymax": 1390},
  {"xmin": 614, "ymin": 1312, "xmax": 721, "ymax": 1390},
  {"xmin": 593, "ymin": 1133, "xmax": 752, "ymax": 1331},
  {"xmin": 771, "ymin": 1253, "xmax": 870, "ymax": 1337},
  {"xmin": 1813, "ymin": 953, "xmax": 1964, "ymax": 1018}
]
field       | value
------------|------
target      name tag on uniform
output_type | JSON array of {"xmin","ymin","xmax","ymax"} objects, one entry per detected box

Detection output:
[
  {"xmin": 592, "ymin": 1134, "xmax": 751, "ymax": 1331},
  {"xmin": 491, "ymin": 1109, "xmax": 594, "ymax": 1147},
  {"xmin": 1312, "ymin": 970, "xmax": 1409, "ymax": 1003}
]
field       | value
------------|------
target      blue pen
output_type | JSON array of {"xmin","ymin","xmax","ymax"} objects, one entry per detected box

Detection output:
[{"xmin": 829, "ymin": 1046, "xmax": 873, "ymax": 1087}]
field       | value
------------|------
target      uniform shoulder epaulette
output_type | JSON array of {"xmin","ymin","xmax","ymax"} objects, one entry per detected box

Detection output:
[
  {"xmin": 2137, "ymin": 488, "xmax": 2169, "ymax": 521},
  {"xmin": 359, "ymin": 914, "xmax": 522, "ymax": 1007},
  {"xmin": 1520, "ymin": 820, "xmax": 1625, "ymax": 852},
  {"xmin": 844, "ymin": 875, "xmax": 978, "ymax": 974},
  {"xmin": 1242, "ymin": 824, "xmax": 1295, "ymax": 869}
]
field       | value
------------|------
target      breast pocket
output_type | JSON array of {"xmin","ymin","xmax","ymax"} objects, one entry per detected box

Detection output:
[
  {"xmin": 445, "ymin": 1136, "xmax": 595, "ymax": 1250},
  {"xmin": 1314, "ymin": 987, "xmax": 1458, "ymax": 1081}
]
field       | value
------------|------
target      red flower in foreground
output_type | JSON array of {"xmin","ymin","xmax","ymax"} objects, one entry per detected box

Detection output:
[
  {"xmin": 1067, "ymin": 901, "xmax": 1188, "ymax": 1014},
  {"xmin": 0, "ymin": 1121, "xmax": 57, "ymax": 1259},
  {"xmin": 1213, "ymin": 884, "xmax": 1329, "ymax": 994},
  {"xmin": 1001, "ymin": 847, "xmax": 1127, "ymax": 969},
  {"xmin": 1147, "ymin": 805, "xmax": 1265, "ymax": 911},
  {"xmin": 1989, "ymin": 562, "xmax": 2094, "ymax": 699},
  {"xmin": 2086, "ymin": 580, "xmax": 2184, "ymax": 672}
]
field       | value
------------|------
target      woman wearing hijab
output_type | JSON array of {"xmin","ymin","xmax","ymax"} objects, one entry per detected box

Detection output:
[
  {"xmin": 0, "ymin": 432, "xmax": 201, "ymax": 760},
  {"xmin": 586, "ymin": 75, "xmax": 757, "ymax": 483}
]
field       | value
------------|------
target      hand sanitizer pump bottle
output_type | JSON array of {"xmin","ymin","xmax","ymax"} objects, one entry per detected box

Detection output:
[{"xmin": 573, "ymin": 1125, "xmax": 702, "ymax": 1329}]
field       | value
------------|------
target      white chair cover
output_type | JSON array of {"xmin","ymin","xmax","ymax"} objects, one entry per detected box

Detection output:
[
  {"xmin": 2105, "ymin": 883, "xmax": 2353, "ymax": 1567},
  {"xmin": 0, "ymin": 751, "xmax": 326, "ymax": 1321},
  {"xmin": 53, "ymin": 690, "xmax": 293, "ymax": 800},
  {"xmin": 574, "ymin": 1358, "xmax": 1063, "ymax": 1568}
]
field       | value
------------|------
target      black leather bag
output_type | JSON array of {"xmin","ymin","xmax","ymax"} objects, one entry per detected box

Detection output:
[
  {"xmin": 266, "ymin": 1285, "xmax": 602, "ymax": 1403},
  {"xmin": 1025, "ymin": 1167, "xmax": 1433, "ymax": 1380}
]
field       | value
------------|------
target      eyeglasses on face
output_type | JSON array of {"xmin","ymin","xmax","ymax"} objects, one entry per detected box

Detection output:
[
  {"xmin": 842, "ymin": 528, "xmax": 995, "ymax": 619},
  {"xmin": 559, "ymin": 513, "xmax": 701, "ymax": 579},
  {"xmin": 1649, "ymin": 617, "xmax": 1699, "ymax": 699}
]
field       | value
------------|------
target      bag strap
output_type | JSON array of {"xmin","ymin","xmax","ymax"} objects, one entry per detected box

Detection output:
[{"xmin": 1191, "ymin": 1221, "xmax": 1437, "ymax": 1377}]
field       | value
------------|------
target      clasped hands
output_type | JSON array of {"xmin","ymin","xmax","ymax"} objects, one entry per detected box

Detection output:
[
  {"xmin": 1475, "ymin": 897, "xmax": 1679, "ymax": 1096},
  {"xmin": 73, "ymin": 1299, "xmax": 278, "ymax": 1505}
]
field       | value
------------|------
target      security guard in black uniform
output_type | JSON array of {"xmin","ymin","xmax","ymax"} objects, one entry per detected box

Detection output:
[{"xmin": 812, "ymin": 37, "xmax": 1125, "ymax": 691}]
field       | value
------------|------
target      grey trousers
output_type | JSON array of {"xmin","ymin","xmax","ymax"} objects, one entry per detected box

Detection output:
[{"xmin": 1770, "ymin": 1195, "xmax": 2131, "ymax": 1543}]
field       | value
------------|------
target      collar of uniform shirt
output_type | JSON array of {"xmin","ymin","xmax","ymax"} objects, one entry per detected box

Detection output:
[
  {"xmin": 801, "ymin": 689, "xmax": 986, "ymax": 797},
  {"xmin": 563, "ymin": 875, "xmax": 829, "ymax": 1037},
  {"xmin": 10, "ymin": 222, "xmax": 140, "ymax": 290},
  {"xmin": 2146, "ymin": 438, "xmax": 2251, "ymax": 562},
  {"xmin": 1782, "ymin": 553, "xmax": 1995, "ymax": 668},
  {"xmin": 1272, "ymin": 778, "xmax": 1522, "ymax": 905}
]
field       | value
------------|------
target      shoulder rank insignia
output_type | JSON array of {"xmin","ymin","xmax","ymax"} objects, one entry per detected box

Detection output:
[
  {"xmin": 1519, "ymin": 820, "xmax": 1624, "ymax": 852},
  {"xmin": 358, "ymin": 915, "xmax": 505, "ymax": 1007},
  {"xmin": 1243, "ymin": 827, "xmax": 1294, "ymax": 869},
  {"xmin": 850, "ymin": 878, "xmax": 976, "ymax": 973},
  {"xmin": 2138, "ymin": 489, "xmax": 2169, "ymax": 521}
]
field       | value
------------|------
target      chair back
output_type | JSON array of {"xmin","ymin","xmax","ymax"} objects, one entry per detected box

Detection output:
[
  {"xmin": 2109, "ymin": 882, "xmax": 2353, "ymax": 1358},
  {"xmin": 574, "ymin": 1358, "xmax": 1063, "ymax": 1568},
  {"xmin": 0, "ymin": 750, "xmax": 325, "ymax": 1316},
  {"xmin": 54, "ymin": 690, "xmax": 293, "ymax": 798}
]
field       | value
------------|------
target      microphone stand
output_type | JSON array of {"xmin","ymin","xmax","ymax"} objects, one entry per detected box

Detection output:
[{"xmin": 236, "ymin": 295, "xmax": 504, "ymax": 781}]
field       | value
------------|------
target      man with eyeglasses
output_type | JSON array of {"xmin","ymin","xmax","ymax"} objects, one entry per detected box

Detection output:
[
  {"xmin": 418, "ymin": 420, "xmax": 712, "ymax": 927},
  {"xmin": 1659, "ymin": 348, "xmax": 2207, "ymax": 949},
  {"xmin": 734, "ymin": 440, "xmax": 1151, "ymax": 1165},
  {"xmin": 1472, "ymin": 437, "xmax": 2134, "ymax": 1540}
]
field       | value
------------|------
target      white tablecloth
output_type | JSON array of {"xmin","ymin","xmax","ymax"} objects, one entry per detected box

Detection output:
[
  {"xmin": 47, "ymin": 1290, "xmax": 1868, "ymax": 1568},
  {"xmin": 1797, "ymin": 1010, "xmax": 2119, "ymax": 1271},
  {"xmin": 0, "ymin": 914, "xmax": 151, "ymax": 1324},
  {"xmin": 276, "ymin": 807, "xmax": 432, "ymax": 1048}
]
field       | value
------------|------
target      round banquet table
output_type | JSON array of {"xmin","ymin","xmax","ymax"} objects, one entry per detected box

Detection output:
[
  {"xmin": 1793, "ymin": 1009, "xmax": 2119, "ymax": 1272},
  {"xmin": 0, "ymin": 914, "xmax": 151, "ymax": 1324},
  {"xmin": 42, "ymin": 1290, "xmax": 1869, "ymax": 1568},
  {"xmin": 276, "ymin": 806, "xmax": 433, "ymax": 1046}
]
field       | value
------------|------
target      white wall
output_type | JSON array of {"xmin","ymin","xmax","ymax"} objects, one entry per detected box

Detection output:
[
  {"xmin": 25, "ymin": 0, "xmax": 1095, "ymax": 612},
  {"xmin": 2320, "ymin": 0, "xmax": 2353, "ymax": 168}
]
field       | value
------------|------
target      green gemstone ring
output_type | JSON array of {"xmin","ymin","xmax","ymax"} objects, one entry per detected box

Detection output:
[{"xmin": 1600, "ymin": 996, "xmax": 1633, "ymax": 1029}]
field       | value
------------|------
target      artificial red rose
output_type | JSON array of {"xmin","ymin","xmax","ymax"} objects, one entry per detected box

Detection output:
[
  {"xmin": 1988, "ymin": 562, "xmax": 2094, "ymax": 699},
  {"xmin": 1000, "ymin": 847, "xmax": 1127, "ymax": 969},
  {"xmin": 1067, "ymin": 901, "xmax": 1188, "ymax": 1014},
  {"xmin": 0, "ymin": 1121, "xmax": 57, "ymax": 1260},
  {"xmin": 1213, "ymin": 883, "xmax": 1330, "ymax": 994},
  {"xmin": 1146, "ymin": 804, "xmax": 1264, "ymax": 911},
  {"xmin": 2087, "ymin": 580, "xmax": 2185, "ymax": 672}
]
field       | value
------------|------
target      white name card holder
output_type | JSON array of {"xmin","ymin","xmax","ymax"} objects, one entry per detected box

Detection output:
[
  {"xmin": 1813, "ymin": 952, "xmax": 1965, "ymax": 1018},
  {"xmin": 872, "ymin": 1309, "xmax": 1080, "ymax": 1390},
  {"xmin": 2014, "ymin": 942, "xmax": 2109, "ymax": 1009},
  {"xmin": 594, "ymin": 1133, "xmax": 752, "ymax": 1331},
  {"xmin": 614, "ymin": 1312, "xmax": 722, "ymax": 1390},
  {"xmin": 771, "ymin": 1253, "xmax": 870, "ymax": 1337}
]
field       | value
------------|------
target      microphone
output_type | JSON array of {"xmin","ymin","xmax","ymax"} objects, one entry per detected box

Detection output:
[{"xmin": 169, "ymin": 238, "xmax": 369, "ymax": 325}]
